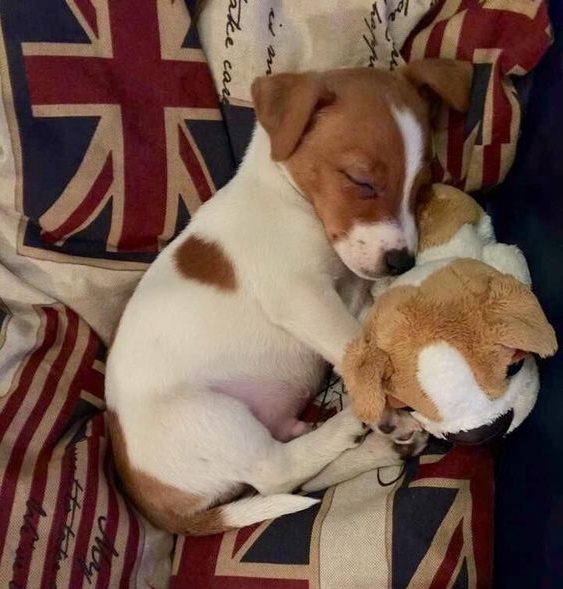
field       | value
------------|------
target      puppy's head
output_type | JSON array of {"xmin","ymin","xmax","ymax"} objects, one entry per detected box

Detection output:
[
  {"xmin": 251, "ymin": 60, "xmax": 473, "ymax": 279},
  {"xmin": 343, "ymin": 259, "xmax": 558, "ymax": 442}
]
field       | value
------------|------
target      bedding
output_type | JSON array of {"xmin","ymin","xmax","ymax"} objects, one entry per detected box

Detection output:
[{"xmin": 0, "ymin": 1, "xmax": 550, "ymax": 587}]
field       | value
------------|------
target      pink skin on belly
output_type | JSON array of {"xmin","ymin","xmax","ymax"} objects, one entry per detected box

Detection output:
[{"xmin": 210, "ymin": 380, "xmax": 315, "ymax": 442}]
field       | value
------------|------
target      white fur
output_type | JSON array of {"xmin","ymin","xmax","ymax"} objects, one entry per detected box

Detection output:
[
  {"xmin": 392, "ymin": 107, "xmax": 423, "ymax": 252},
  {"xmin": 106, "ymin": 123, "xmax": 406, "ymax": 530},
  {"xmin": 332, "ymin": 106, "xmax": 423, "ymax": 279},
  {"xmin": 390, "ymin": 258, "xmax": 453, "ymax": 289},
  {"xmin": 415, "ymin": 343, "xmax": 539, "ymax": 437},
  {"xmin": 417, "ymin": 206, "xmax": 531, "ymax": 285},
  {"xmin": 334, "ymin": 221, "xmax": 407, "ymax": 279}
]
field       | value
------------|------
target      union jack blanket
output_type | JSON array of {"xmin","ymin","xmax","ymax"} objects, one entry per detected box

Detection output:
[{"xmin": 0, "ymin": 1, "xmax": 550, "ymax": 588}]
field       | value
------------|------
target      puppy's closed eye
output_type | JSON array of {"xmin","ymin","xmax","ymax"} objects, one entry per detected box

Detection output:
[{"xmin": 342, "ymin": 171, "xmax": 378, "ymax": 199}]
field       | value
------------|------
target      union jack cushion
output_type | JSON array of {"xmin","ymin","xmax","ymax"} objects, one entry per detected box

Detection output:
[
  {"xmin": 402, "ymin": 0, "xmax": 552, "ymax": 191},
  {"xmin": 0, "ymin": 1, "xmax": 550, "ymax": 588}
]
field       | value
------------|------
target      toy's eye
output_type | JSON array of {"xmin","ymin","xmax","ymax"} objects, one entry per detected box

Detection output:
[{"xmin": 506, "ymin": 358, "xmax": 525, "ymax": 378}]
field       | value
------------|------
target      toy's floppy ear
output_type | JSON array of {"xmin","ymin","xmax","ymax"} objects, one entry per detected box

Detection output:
[
  {"xmin": 489, "ymin": 274, "xmax": 558, "ymax": 358},
  {"xmin": 342, "ymin": 336, "xmax": 390, "ymax": 424},
  {"xmin": 251, "ymin": 72, "xmax": 335, "ymax": 161},
  {"xmin": 403, "ymin": 59, "xmax": 473, "ymax": 113}
]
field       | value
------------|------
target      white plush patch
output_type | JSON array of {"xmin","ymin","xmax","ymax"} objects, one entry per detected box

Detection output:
[
  {"xmin": 390, "ymin": 258, "xmax": 453, "ymax": 289},
  {"xmin": 417, "ymin": 224, "xmax": 486, "ymax": 266},
  {"xmin": 334, "ymin": 221, "xmax": 407, "ymax": 279},
  {"xmin": 482, "ymin": 243, "xmax": 532, "ymax": 286},
  {"xmin": 476, "ymin": 212, "xmax": 496, "ymax": 244},
  {"xmin": 414, "ymin": 342, "xmax": 539, "ymax": 437},
  {"xmin": 392, "ymin": 107, "xmax": 423, "ymax": 252}
]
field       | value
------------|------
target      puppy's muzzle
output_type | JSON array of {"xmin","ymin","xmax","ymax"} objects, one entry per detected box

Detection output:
[{"xmin": 444, "ymin": 409, "xmax": 514, "ymax": 446}]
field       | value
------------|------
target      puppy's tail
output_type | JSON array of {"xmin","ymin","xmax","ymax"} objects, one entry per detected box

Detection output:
[{"xmin": 180, "ymin": 494, "xmax": 319, "ymax": 536}]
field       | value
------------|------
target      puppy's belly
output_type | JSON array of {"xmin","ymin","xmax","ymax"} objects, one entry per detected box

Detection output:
[{"xmin": 211, "ymin": 373, "xmax": 325, "ymax": 442}]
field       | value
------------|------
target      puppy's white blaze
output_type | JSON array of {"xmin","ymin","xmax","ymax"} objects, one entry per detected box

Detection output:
[
  {"xmin": 415, "ymin": 342, "xmax": 539, "ymax": 437},
  {"xmin": 334, "ymin": 221, "xmax": 407, "ymax": 279},
  {"xmin": 392, "ymin": 107, "xmax": 423, "ymax": 252}
]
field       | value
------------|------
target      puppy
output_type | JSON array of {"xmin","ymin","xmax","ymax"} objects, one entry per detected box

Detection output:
[{"xmin": 106, "ymin": 61, "xmax": 472, "ymax": 535}]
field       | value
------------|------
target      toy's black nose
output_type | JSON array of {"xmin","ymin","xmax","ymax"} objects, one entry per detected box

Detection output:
[
  {"xmin": 385, "ymin": 248, "xmax": 415, "ymax": 275},
  {"xmin": 444, "ymin": 410, "xmax": 514, "ymax": 446}
]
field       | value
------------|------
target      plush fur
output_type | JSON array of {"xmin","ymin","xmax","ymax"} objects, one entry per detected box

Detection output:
[{"xmin": 343, "ymin": 184, "xmax": 558, "ymax": 439}]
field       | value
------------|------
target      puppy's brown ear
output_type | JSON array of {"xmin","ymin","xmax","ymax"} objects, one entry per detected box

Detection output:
[
  {"xmin": 488, "ymin": 273, "xmax": 558, "ymax": 358},
  {"xmin": 342, "ymin": 336, "xmax": 390, "ymax": 424},
  {"xmin": 251, "ymin": 73, "xmax": 335, "ymax": 161},
  {"xmin": 403, "ymin": 59, "xmax": 473, "ymax": 113}
]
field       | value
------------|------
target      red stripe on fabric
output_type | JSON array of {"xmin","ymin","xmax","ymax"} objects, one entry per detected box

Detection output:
[
  {"xmin": 401, "ymin": 0, "xmax": 446, "ymax": 60},
  {"xmin": 173, "ymin": 533, "xmax": 310, "ymax": 589},
  {"xmin": 414, "ymin": 446, "xmax": 491, "ymax": 481},
  {"xmin": 0, "ymin": 308, "xmax": 58, "ymax": 445},
  {"xmin": 84, "ymin": 366, "xmax": 105, "ymax": 399},
  {"xmin": 492, "ymin": 72, "xmax": 511, "ymax": 145},
  {"xmin": 9, "ymin": 309, "xmax": 81, "ymax": 588},
  {"xmin": 118, "ymin": 491, "xmax": 141, "ymax": 589},
  {"xmin": 74, "ymin": 0, "xmax": 99, "ymax": 37},
  {"xmin": 428, "ymin": 521, "xmax": 464, "ymax": 589},
  {"xmin": 207, "ymin": 577, "xmax": 308, "ymax": 589},
  {"xmin": 69, "ymin": 434, "xmax": 102, "ymax": 589},
  {"xmin": 24, "ymin": 56, "xmax": 117, "ymax": 105},
  {"xmin": 39, "ymin": 445, "xmax": 80, "ymax": 589},
  {"xmin": 0, "ymin": 307, "xmax": 66, "ymax": 558},
  {"xmin": 37, "ymin": 327, "xmax": 99, "ymax": 588},
  {"xmin": 425, "ymin": 18, "xmax": 447, "ymax": 58},
  {"xmin": 41, "ymin": 155, "xmax": 114, "ymax": 244},
  {"xmin": 470, "ymin": 454, "xmax": 494, "ymax": 589},
  {"xmin": 233, "ymin": 524, "xmax": 261, "ymax": 556},
  {"xmin": 95, "ymin": 448, "xmax": 120, "ymax": 589}
]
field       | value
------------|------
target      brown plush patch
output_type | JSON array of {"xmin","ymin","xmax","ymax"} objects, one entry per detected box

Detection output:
[
  {"xmin": 417, "ymin": 184, "xmax": 483, "ymax": 250},
  {"xmin": 175, "ymin": 235, "xmax": 237, "ymax": 291},
  {"xmin": 107, "ymin": 411, "xmax": 233, "ymax": 536},
  {"xmin": 344, "ymin": 258, "xmax": 557, "ymax": 423}
]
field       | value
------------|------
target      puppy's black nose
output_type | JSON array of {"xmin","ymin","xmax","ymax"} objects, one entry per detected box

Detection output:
[
  {"xmin": 444, "ymin": 410, "xmax": 514, "ymax": 446},
  {"xmin": 385, "ymin": 248, "xmax": 415, "ymax": 276}
]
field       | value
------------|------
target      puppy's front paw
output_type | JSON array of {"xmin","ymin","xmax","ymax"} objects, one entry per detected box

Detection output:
[
  {"xmin": 376, "ymin": 409, "xmax": 429, "ymax": 459},
  {"xmin": 328, "ymin": 407, "xmax": 370, "ymax": 451},
  {"xmin": 391, "ymin": 430, "xmax": 429, "ymax": 459}
]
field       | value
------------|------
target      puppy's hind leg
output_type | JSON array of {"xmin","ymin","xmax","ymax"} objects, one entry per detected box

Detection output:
[{"xmin": 246, "ymin": 407, "xmax": 368, "ymax": 495}]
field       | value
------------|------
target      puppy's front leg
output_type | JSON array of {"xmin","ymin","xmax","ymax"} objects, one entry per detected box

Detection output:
[
  {"xmin": 301, "ymin": 432, "xmax": 402, "ymax": 492},
  {"xmin": 262, "ymin": 278, "xmax": 362, "ymax": 371}
]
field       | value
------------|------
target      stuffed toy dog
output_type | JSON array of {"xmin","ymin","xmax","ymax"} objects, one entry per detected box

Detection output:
[{"xmin": 343, "ymin": 184, "xmax": 558, "ymax": 444}]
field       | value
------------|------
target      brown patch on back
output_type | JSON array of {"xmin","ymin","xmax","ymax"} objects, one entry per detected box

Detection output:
[
  {"xmin": 175, "ymin": 235, "xmax": 237, "ymax": 291},
  {"xmin": 107, "ymin": 410, "xmax": 234, "ymax": 535},
  {"xmin": 417, "ymin": 184, "xmax": 483, "ymax": 250}
]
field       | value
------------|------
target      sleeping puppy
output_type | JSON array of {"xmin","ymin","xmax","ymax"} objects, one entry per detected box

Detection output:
[{"xmin": 106, "ymin": 62, "xmax": 472, "ymax": 535}]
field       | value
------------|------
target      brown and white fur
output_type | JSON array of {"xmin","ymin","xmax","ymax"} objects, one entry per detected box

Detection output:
[{"xmin": 106, "ymin": 61, "xmax": 472, "ymax": 535}]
